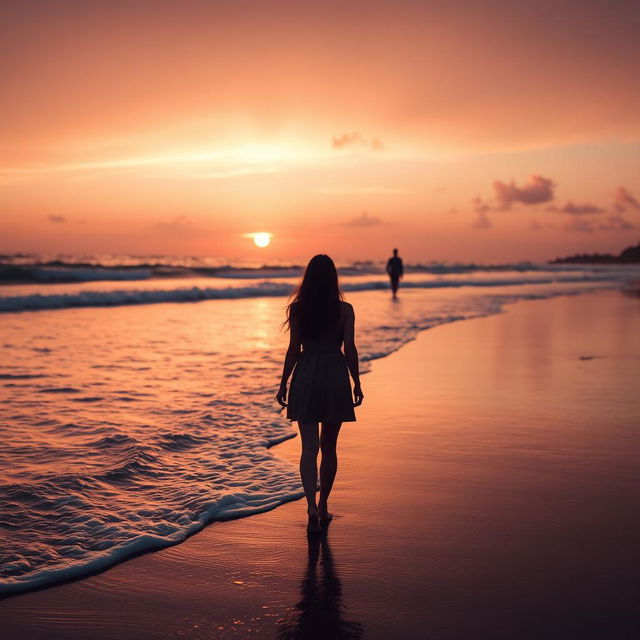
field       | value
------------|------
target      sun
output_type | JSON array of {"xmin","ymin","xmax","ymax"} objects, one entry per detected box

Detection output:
[
  {"xmin": 242, "ymin": 231, "xmax": 273, "ymax": 247},
  {"xmin": 243, "ymin": 232, "xmax": 272, "ymax": 248},
  {"xmin": 254, "ymin": 233, "xmax": 270, "ymax": 248}
]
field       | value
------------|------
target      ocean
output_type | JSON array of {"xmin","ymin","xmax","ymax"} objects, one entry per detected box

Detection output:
[{"xmin": 1, "ymin": 254, "xmax": 638, "ymax": 595}]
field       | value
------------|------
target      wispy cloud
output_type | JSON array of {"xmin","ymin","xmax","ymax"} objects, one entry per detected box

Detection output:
[
  {"xmin": 471, "ymin": 196, "xmax": 493, "ymax": 229},
  {"xmin": 2, "ymin": 151, "xmax": 234, "ymax": 178},
  {"xmin": 564, "ymin": 213, "xmax": 636, "ymax": 232},
  {"xmin": 472, "ymin": 196, "xmax": 491, "ymax": 214},
  {"xmin": 0, "ymin": 145, "xmax": 305, "ymax": 181},
  {"xmin": 562, "ymin": 218, "xmax": 596, "ymax": 233},
  {"xmin": 332, "ymin": 132, "xmax": 385, "ymax": 151},
  {"xmin": 48, "ymin": 214, "xmax": 67, "ymax": 223},
  {"xmin": 547, "ymin": 201, "xmax": 605, "ymax": 215},
  {"xmin": 613, "ymin": 186, "xmax": 640, "ymax": 212},
  {"xmin": 598, "ymin": 214, "xmax": 636, "ymax": 231},
  {"xmin": 472, "ymin": 210, "xmax": 492, "ymax": 230},
  {"xmin": 563, "ymin": 217, "xmax": 595, "ymax": 233},
  {"xmin": 339, "ymin": 212, "xmax": 383, "ymax": 227}
]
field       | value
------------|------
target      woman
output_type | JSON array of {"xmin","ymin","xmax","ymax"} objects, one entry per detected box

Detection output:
[{"xmin": 277, "ymin": 255, "xmax": 364, "ymax": 534}]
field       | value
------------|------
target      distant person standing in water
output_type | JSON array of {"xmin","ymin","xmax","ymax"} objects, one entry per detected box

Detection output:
[
  {"xmin": 386, "ymin": 248, "xmax": 404, "ymax": 298},
  {"xmin": 277, "ymin": 254, "xmax": 363, "ymax": 534}
]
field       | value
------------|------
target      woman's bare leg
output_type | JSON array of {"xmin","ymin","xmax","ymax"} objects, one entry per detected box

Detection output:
[
  {"xmin": 298, "ymin": 422, "xmax": 321, "ymax": 533},
  {"xmin": 319, "ymin": 421, "xmax": 342, "ymax": 521}
]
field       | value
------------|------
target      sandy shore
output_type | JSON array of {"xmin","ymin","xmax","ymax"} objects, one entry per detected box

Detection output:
[{"xmin": 2, "ymin": 289, "xmax": 639, "ymax": 639}]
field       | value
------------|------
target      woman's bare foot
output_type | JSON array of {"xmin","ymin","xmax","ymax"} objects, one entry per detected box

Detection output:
[
  {"xmin": 318, "ymin": 504, "xmax": 333, "ymax": 523},
  {"xmin": 307, "ymin": 511, "xmax": 322, "ymax": 534}
]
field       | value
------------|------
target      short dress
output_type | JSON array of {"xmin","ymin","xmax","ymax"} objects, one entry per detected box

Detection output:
[{"xmin": 287, "ymin": 305, "xmax": 356, "ymax": 423}]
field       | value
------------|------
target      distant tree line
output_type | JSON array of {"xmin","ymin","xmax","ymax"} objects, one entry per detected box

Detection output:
[{"xmin": 552, "ymin": 242, "xmax": 640, "ymax": 264}]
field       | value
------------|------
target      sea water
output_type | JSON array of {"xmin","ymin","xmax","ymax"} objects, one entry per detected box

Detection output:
[{"xmin": 1, "ymin": 257, "xmax": 638, "ymax": 595}]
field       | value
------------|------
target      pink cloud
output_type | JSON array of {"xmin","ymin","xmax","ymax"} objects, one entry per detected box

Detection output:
[
  {"xmin": 598, "ymin": 215, "xmax": 636, "ymax": 231},
  {"xmin": 339, "ymin": 211, "xmax": 383, "ymax": 227},
  {"xmin": 563, "ymin": 218, "xmax": 594, "ymax": 233},
  {"xmin": 472, "ymin": 196, "xmax": 491, "ymax": 214},
  {"xmin": 547, "ymin": 201, "xmax": 605, "ymax": 215},
  {"xmin": 613, "ymin": 186, "xmax": 640, "ymax": 212},
  {"xmin": 472, "ymin": 209, "xmax": 491, "ymax": 230},
  {"xmin": 492, "ymin": 175, "xmax": 555, "ymax": 208}
]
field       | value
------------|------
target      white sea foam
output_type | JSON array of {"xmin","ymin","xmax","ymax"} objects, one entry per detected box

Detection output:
[
  {"xmin": 1, "ymin": 254, "xmax": 635, "ymax": 285},
  {"xmin": 1, "ymin": 266, "xmax": 636, "ymax": 313}
]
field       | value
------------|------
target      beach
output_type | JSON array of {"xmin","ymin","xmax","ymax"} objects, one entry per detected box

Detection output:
[
  {"xmin": 4, "ymin": 1, "xmax": 640, "ymax": 635},
  {"xmin": 2, "ymin": 288, "xmax": 639, "ymax": 639}
]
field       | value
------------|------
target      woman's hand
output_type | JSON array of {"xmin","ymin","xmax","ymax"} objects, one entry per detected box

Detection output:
[
  {"xmin": 353, "ymin": 384, "xmax": 364, "ymax": 407},
  {"xmin": 276, "ymin": 383, "xmax": 287, "ymax": 408}
]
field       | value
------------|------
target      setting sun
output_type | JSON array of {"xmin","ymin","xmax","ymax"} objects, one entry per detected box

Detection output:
[
  {"xmin": 254, "ymin": 233, "xmax": 271, "ymax": 248},
  {"xmin": 244, "ymin": 232, "xmax": 272, "ymax": 248}
]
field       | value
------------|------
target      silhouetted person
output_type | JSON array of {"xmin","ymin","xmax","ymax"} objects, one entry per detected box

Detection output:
[
  {"xmin": 277, "ymin": 529, "xmax": 364, "ymax": 640},
  {"xmin": 277, "ymin": 254, "xmax": 363, "ymax": 534},
  {"xmin": 386, "ymin": 248, "xmax": 404, "ymax": 298}
]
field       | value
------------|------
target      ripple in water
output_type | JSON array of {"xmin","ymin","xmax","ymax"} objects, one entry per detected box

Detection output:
[{"xmin": 0, "ymin": 277, "xmax": 627, "ymax": 595}]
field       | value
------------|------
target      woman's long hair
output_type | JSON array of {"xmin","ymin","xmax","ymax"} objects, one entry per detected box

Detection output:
[{"xmin": 285, "ymin": 254, "xmax": 343, "ymax": 338}]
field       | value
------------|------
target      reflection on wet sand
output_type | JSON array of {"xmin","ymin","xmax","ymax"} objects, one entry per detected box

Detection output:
[{"xmin": 277, "ymin": 528, "xmax": 363, "ymax": 640}]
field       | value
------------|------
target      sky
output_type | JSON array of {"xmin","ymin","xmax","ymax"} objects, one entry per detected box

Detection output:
[{"xmin": 1, "ymin": 0, "xmax": 639, "ymax": 262}]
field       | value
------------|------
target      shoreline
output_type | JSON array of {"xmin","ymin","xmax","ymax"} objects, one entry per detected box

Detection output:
[
  {"xmin": 2, "ymin": 289, "xmax": 639, "ymax": 639},
  {"xmin": 1, "ymin": 271, "xmax": 633, "ymax": 314},
  {"xmin": 0, "ymin": 285, "xmax": 614, "ymax": 598}
]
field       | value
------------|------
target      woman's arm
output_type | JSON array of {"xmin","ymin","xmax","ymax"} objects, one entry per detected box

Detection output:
[
  {"xmin": 276, "ymin": 312, "xmax": 301, "ymax": 407},
  {"xmin": 343, "ymin": 304, "xmax": 364, "ymax": 406}
]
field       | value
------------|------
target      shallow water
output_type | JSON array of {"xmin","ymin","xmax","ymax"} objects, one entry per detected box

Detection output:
[
  {"xmin": 0, "ymin": 266, "xmax": 637, "ymax": 595},
  {"xmin": 2, "ymin": 290, "xmax": 638, "ymax": 640}
]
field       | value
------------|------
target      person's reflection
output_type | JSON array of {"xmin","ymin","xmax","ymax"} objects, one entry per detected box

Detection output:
[{"xmin": 277, "ymin": 528, "xmax": 364, "ymax": 639}]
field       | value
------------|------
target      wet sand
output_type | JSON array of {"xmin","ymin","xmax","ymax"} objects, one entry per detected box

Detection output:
[{"xmin": 2, "ymin": 289, "xmax": 639, "ymax": 639}]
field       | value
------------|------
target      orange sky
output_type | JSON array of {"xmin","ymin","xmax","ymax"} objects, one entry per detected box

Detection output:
[{"xmin": 1, "ymin": 0, "xmax": 639, "ymax": 262}]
